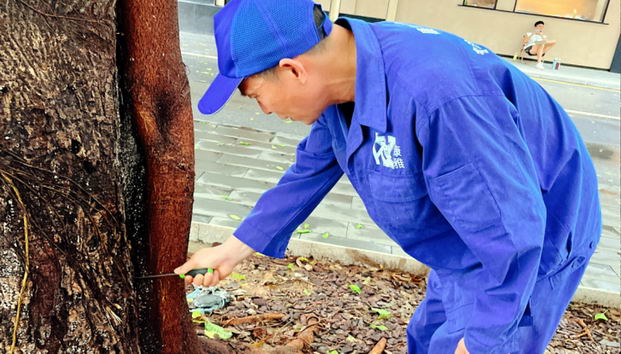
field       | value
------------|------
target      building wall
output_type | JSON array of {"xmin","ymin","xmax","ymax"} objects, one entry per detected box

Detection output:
[{"xmin": 317, "ymin": 0, "xmax": 621, "ymax": 70}]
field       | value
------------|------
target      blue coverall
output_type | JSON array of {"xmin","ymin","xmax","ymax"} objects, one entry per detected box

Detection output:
[{"xmin": 232, "ymin": 18, "xmax": 602, "ymax": 353}]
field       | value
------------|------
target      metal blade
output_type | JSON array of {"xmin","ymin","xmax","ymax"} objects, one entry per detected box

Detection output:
[{"xmin": 135, "ymin": 272, "xmax": 180, "ymax": 280}]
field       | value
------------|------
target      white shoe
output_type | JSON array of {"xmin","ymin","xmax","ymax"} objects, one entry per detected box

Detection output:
[{"xmin": 535, "ymin": 62, "xmax": 545, "ymax": 70}]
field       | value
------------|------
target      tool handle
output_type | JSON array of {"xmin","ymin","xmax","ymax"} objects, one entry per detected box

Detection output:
[{"xmin": 181, "ymin": 268, "xmax": 214, "ymax": 279}]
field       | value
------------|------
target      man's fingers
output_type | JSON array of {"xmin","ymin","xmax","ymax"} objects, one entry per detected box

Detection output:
[
  {"xmin": 183, "ymin": 275, "xmax": 194, "ymax": 284},
  {"xmin": 174, "ymin": 261, "xmax": 194, "ymax": 276},
  {"xmin": 192, "ymin": 274, "xmax": 205, "ymax": 286},
  {"xmin": 208, "ymin": 270, "xmax": 221, "ymax": 287}
]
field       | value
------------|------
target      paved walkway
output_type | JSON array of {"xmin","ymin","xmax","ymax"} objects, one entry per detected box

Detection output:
[
  {"xmin": 186, "ymin": 46, "xmax": 620, "ymax": 306},
  {"xmin": 510, "ymin": 59, "xmax": 620, "ymax": 91},
  {"xmin": 190, "ymin": 120, "xmax": 620, "ymax": 305}
]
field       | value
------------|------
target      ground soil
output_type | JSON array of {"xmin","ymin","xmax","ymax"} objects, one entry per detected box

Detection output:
[{"xmin": 188, "ymin": 253, "xmax": 620, "ymax": 353}]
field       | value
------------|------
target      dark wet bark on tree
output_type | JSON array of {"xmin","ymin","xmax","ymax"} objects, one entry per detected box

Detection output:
[
  {"xmin": 0, "ymin": 0, "xmax": 138, "ymax": 352},
  {"xmin": 0, "ymin": 0, "xmax": 214, "ymax": 353},
  {"xmin": 116, "ymin": 0, "xmax": 203, "ymax": 353}
]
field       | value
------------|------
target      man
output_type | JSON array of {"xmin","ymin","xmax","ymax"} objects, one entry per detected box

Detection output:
[
  {"xmin": 521, "ymin": 20, "xmax": 557, "ymax": 69},
  {"xmin": 175, "ymin": 0, "xmax": 601, "ymax": 352}
]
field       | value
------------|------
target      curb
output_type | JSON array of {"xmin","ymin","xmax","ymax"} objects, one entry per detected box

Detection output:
[
  {"xmin": 526, "ymin": 72, "xmax": 620, "ymax": 91},
  {"xmin": 509, "ymin": 62, "xmax": 621, "ymax": 91},
  {"xmin": 189, "ymin": 222, "xmax": 621, "ymax": 307}
]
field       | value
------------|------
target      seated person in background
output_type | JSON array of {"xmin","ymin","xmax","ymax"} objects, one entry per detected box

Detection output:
[{"xmin": 521, "ymin": 20, "xmax": 557, "ymax": 69}]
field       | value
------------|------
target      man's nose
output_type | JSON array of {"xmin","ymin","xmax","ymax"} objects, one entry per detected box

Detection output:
[{"xmin": 257, "ymin": 101, "xmax": 271, "ymax": 115}]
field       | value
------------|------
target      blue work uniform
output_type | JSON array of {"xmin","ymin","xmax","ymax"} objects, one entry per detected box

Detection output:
[{"xmin": 233, "ymin": 18, "xmax": 601, "ymax": 353}]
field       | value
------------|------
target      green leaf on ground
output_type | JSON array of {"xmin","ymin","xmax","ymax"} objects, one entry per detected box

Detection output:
[
  {"xmin": 371, "ymin": 308, "xmax": 393, "ymax": 320},
  {"xmin": 303, "ymin": 223, "xmax": 311, "ymax": 229},
  {"xmin": 228, "ymin": 214, "xmax": 242, "ymax": 221},
  {"xmin": 328, "ymin": 351, "xmax": 339, "ymax": 354},
  {"xmin": 346, "ymin": 335, "xmax": 357, "ymax": 342},
  {"xmin": 277, "ymin": 143, "xmax": 286, "ymax": 147},
  {"xmin": 354, "ymin": 223, "xmax": 364, "ymax": 229},
  {"xmin": 230, "ymin": 273, "xmax": 246, "ymax": 281},
  {"xmin": 204, "ymin": 321, "xmax": 233, "ymax": 339},
  {"xmin": 287, "ymin": 263, "xmax": 295, "ymax": 270},
  {"xmin": 303, "ymin": 289, "xmax": 312, "ymax": 296},
  {"xmin": 349, "ymin": 284, "xmax": 362, "ymax": 295},
  {"xmin": 296, "ymin": 229, "xmax": 311, "ymax": 235},
  {"xmin": 298, "ymin": 257, "xmax": 309, "ymax": 262},
  {"xmin": 275, "ymin": 166, "xmax": 285, "ymax": 171},
  {"xmin": 321, "ymin": 232, "xmax": 330, "ymax": 239},
  {"xmin": 370, "ymin": 323, "xmax": 388, "ymax": 331},
  {"xmin": 239, "ymin": 141, "xmax": 252, "ymax": 146},
  {"xmin": 594, "ymin": 313, "xmax": 609, "ymax": 321},
  {"xmin": 284, "ymin": 120, "xmax": 293, "ymax": 124},
  {"xmin": 191, "ymin": 311, "xmax": 202, "ymax": 319},
  {"xmin": 271, "ymin": 145, "xmax": 278, "ymax": 150}
]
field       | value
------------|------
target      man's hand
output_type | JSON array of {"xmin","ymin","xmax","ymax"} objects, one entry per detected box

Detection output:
[
  {"xmin": 455, "ymin": 338, "xmax": 469, "ymax": 354},
  {"xmin": 174, "ymin": 235, "xmax": 255, "ymax": 287}
]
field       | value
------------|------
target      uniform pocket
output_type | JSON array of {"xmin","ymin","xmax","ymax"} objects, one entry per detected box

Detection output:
[
  {"xmin": 429, "ymin": 163, "xmax": 502, "ymax": 233},
  {"xmin": 538, "ymin": 213, "xmax": 572, "ymax": 277},
  {"xmin": 368, "ymin": 170, "xmax": 427, "ymax": 202}
]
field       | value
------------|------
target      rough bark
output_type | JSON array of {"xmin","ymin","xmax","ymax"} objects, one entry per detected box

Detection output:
[
  {"xmin": 0, "ymin": 0, "xmax": 137, "ymax": 352},
  {"xmin": 0, "ymin": 0, "xmax": 202, "ymax": 352}
]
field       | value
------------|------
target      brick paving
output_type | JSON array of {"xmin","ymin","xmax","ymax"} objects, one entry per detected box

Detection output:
[{"xmin": 192, "ymin": 120, "xmax": 620, "ymax": 302}]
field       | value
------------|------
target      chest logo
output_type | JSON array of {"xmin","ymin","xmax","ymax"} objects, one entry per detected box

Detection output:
[{"xmin": 373, "ymin": 133, "xmax": 404, "ymax": 169}]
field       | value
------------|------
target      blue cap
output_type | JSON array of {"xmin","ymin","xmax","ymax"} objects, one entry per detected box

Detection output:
[{"xmin": 198, "ymin": 0, "xmax": 333, "ymax": 115}]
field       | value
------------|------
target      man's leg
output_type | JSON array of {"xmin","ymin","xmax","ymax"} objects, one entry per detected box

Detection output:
[
  {"xmin": 407, "ymin": 270, "xmax": 447, "ymax": 353},
  {"xmin": 542, "ymin": 40, "xmax": 557, "ymax": 55},
  {"xmin": 517, "ymin": 251, "xmax": 593, "ymax": 352},
  {"xmin": 536, "ymin": 44, "xmax": 545, "ymax": 63}
]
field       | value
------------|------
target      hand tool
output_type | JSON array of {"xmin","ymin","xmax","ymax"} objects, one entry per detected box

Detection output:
[{"xmin": 136, "ymin": 268, "xmax": 214, "ymax": 280}]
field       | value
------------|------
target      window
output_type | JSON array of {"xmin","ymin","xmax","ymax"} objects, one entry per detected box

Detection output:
[
  {"xmin": 514, "ymin": 0, "xmax": 610, "ymax": 22},
  {"xmin": 463, "ymin": 0, "xmax": 498, "ymax": 9}
]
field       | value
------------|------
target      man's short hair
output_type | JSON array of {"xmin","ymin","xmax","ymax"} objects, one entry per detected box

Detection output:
[{"xmin": 534, "ymin": 20, "xmax": 545, "ymax": 27}]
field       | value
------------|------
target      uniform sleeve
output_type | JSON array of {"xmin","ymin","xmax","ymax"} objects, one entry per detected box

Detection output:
[
  {"xmin": 233, "ymin": 117, "xmax": 343, "ymax": 258},
  {"xmin": 417, "ymin": 95, "xmax": 546, "ymax": 353}
]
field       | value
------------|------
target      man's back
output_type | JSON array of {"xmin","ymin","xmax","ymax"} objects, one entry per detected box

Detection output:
[{"xmin": 368, "ymin": 20, "xmax": 600, "ymax": 274}]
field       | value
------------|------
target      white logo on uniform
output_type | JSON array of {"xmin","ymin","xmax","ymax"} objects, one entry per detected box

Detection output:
[
  {"xmin": 407, "ymin": 24, "xmax": 440, "ymax": 35},
  {"xmin": 373, "ymin": 133, "xmax": 405, "ymax": 169},
  {"xmin": 463, "ymin": 39, "xmax": 489, "ymax": 55}
]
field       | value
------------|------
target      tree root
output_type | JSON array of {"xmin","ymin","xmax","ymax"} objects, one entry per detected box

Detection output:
[{"xmin": 369, "ymin": 337, "xmax": 387, "ymax": 354}]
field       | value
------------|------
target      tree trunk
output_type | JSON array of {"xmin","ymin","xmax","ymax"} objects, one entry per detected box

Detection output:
[
  {"xmin": 0, "ymin": 0, "xmax": 207, "ymax": 352},
  {"xmin": 116, "ymin": 0, "xmax": 203, "ymax": 352}
]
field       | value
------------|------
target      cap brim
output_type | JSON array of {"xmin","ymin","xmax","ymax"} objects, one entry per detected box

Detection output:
[{"xmin": 198, "ymin": 74, "xmax": 244, "ymax": 115}]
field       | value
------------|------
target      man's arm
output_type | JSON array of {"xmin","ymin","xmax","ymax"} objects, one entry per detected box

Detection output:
[
  {"xmin": 177, "ymin": 116, "xmax": 342, "ymax": 286},
  {"xmin": 417, "ymin": 95, "xmax": 546, "ymax": 353},
  {"xmin": 233, "ymin": 116, "xmax": 343, "ymax": 257}
]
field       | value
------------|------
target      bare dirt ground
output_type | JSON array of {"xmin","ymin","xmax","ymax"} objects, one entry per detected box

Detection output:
[{"xmin": 188, "ymin": 253, "xmax": 620, "ymax": 353}]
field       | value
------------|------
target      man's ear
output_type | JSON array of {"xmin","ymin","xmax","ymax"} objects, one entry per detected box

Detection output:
[{"xmin": 278, "ymin": 58, "xmax": 308, "ymax": 84}]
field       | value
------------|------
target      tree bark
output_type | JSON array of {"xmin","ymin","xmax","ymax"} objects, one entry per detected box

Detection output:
[
  {"xmin": 0, "ymin": 0, "xmax": 204, "ymax": 352},
  {"xmin": 0, "ymin": 0, "xmax": 138, "ymax": 352},
  {"xmin": 116, "ymin": 0, "xmax": 200, "ymax": 353}
]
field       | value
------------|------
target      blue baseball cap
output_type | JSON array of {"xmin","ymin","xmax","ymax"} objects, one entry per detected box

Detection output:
[{"xmin": 198, "ymin": 0, "xmax": 333, "ymax": 115}]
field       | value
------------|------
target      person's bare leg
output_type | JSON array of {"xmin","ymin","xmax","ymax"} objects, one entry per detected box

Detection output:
[
  {"xmin": 542, "ymin": 40, "xmax": 556, "ymax": 55},
  {"xmin": 536, "ymin": 44, "xmax": 545, "ymax": 63}
]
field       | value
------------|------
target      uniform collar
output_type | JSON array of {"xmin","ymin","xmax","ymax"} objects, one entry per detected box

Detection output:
[{"xmin": 336, "ymin": 18, "xmax": 387, "ymax": 133}]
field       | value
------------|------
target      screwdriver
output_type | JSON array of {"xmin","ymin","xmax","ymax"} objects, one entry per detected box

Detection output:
[{"xmin": 136, "ymin": 268, "xmax": 214, "ymax": 280}]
